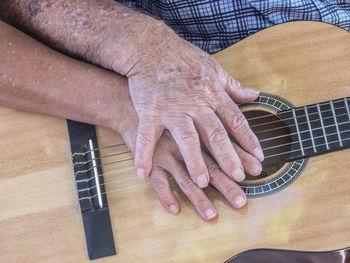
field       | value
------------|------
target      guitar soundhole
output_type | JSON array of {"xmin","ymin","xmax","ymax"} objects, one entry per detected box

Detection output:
[{"xmin": 243, "ymin": 110, "xmax": 291, "ymax": 180}]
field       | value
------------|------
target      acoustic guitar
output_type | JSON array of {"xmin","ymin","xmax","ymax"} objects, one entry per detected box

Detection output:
[{"xmin": 1, "ymin": 21, "xmax": 350, "ymax": 263}]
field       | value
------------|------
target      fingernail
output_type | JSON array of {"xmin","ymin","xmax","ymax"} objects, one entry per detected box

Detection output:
[
  {"xmin": 247, "ymin": 87, "xmax": 260, "ymax": 95},
  {"xmin": 232, "ymin": 168, "xmax": 245, "ymax": 182},
  {"xmin": 137, "ymin": 168, "xmax": 146, "ymax": 180},
  {"xmin": 234, "ymin": 195, "xmax": 246, "ymax": 208},
  {"xmin": 252, "ymin": 163, "xmax": 262, "ymax": 175},
  {"xmin": 253, "ymin": 147, "xmax": 264, "ymax": 162},
  {"xmin": 169, "ymin": 205, "xmax": 179, "ymax": 214},
  {"xmin": 197, "ymin": 174, "xmax": 209, "ymax": 188},
  {"xmin": 205, "ymin": 208, "xmax": 216, "ymax": 220}
]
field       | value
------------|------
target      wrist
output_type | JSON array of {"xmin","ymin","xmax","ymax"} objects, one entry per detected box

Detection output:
[
  {"xmin": 120, "ymin": 120, "xmax": 137, "ymax": 153},
  {"xmin": 115, "ymin": 102, "xmax": 138, "ymax": 153},
  {"xmin": 103, "ymin": 81, "xmax": 138, "ymax": 152},
  {"xmin": 94, "ymin": 19, "xmax": 176, "ymax": 76}
]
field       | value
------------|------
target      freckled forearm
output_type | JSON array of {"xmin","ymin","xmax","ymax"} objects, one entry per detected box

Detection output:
[{"xmin": 0, "ymin": 0, "xmax": 174, "ymax": 75}]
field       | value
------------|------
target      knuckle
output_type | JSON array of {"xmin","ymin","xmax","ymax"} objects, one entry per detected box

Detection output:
[
  {"xmin": 135, "ymin": 102, "xmax": 153, "ymax": 115},
  {"xmin": 220, "ymin": 154, "xmax": 234, "ymax": 167},
  {"xmin": 246, "ymin": 132, "xmax": 258, "ymax": 145},
  {"xmin": 152, "ymin": 178, "xmax": 169, "ymax": 194},
  {"xmin": 230, "ymin": 113, "xmax": 248, "ymax": 133},
  {"xmin": 230, "ymin": 79, "xmax": 242, "ymax": 90},
  {"xmin": 207, "ymin": 126, "xmax": 228, "ymax": 145},
  {"xmin": 178, "ymin": 132, "xmax": 199, "ymax": 146},
  {"xmin": 206, "ymin": 84, "xmax": 226, "ymax": 102},
  {"xmin": 164, "ymin": 115, "xmax": 185, "ymax": 130},
  {"xmin": 207, "ymin": 163, "xmax": 221, "ymax": 180},
  {"xmin": 179, "ymin": 176, "xmax": 195, "ymax": 191},
  {"xmin": 193, "ymin": 198, "xmax": 207, "ymax": 208},
  {"xmin": 223, "ymin": 185, "xmax": 239, "ymax": 195},
  {"xmin": 137, "ymin": 131, "xmax": 154, "ymax": 146}
]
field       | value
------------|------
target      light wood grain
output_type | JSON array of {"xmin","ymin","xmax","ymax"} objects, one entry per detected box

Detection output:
[{"xmin": 1, "ymin": 21, "xmax": 350, "ymax": 263}]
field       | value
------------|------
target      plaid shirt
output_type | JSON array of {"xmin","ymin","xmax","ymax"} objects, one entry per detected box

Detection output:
[{"xmin": 118, "ymin": 0, "xmax": 350, "ymax": 53}]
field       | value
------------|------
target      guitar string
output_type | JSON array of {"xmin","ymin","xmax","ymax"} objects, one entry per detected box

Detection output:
[
  {"xmin": 20, "ymin": 170, "xmax": 144, "ymax": 201},
  {"xmin": 75, "ymin": 128, "xmax": 350, "ymax": 193},
  {"xmin": 254, "ymin": 112, "xmax": 350, "ymax": 134},
  {"xmin": 243, "ymin": 97, "xmax": 349, "ymax": 122},
  {"xmin": 244, "ymin": 102, "xmax": 349, "ymax": 129},
  {"xmin": 79, "ymin": 178, "xmax": 156, "ymax": 201},
  {"xmin": 249, "ymin": 103, "xmax": 349, "ymax": 129},
  {"xmin": 73, "ymin": 125, "xmax": 350, "ymax": 205},
  {"xmin": 87, "ymin": 128, "xmax": 350, "ymax": 183},
  {"xmin": 73, "ymin": 150, "xmax": 131, "ymax": 166},
  {"xmin": 257, "ymin": 118, "xmax": 350, "ymax": 143},
  {"xmin": 72, "ymin": 142, "xmax": 125, "ymax": 157},
  {"xmin": 69, "ymin": 125, "xmax": 350, "ymax": 199},
  {"xmin": 69, "ymin": 100, "xmax": 350, "ymax": 196},
  {"xmin": 26, "ymin": 100, "xmax": 348, "ymax": 200},
  {"xmin": 49, "ymin": 129, "xmax": 350, "ymax": 199},
  {"xmin": 72, "ymin": 111, "xmax": 350, "ymax": 167},
  {"xmin": 70, "ymin": 101, "xmax": 349, "ymax": 158},
  {"xmin": 35, "ymin": 124, "xmax": 343, "ymax": 202},
  {"xmin": 72, "ymin": 118, "xmax": 350, "ymax": 172},
  {"xmin": 77, "ymin": 135, "xmax": 350, "ymax": 201}
]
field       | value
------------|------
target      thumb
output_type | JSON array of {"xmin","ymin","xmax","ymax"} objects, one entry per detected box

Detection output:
[{"xmin": 220, "ymin": 69, "xmax": 260, "ymax": 103}]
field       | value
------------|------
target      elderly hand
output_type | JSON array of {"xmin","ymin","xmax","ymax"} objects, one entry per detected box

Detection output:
[
  {"xmin": 118, "ymin": 88, "xmax": 262, "ymax": 221},
  {"xmin": 148, "ymin": 131, "xmax": 262, "ymax": 220},
  {"xmin": 126, "ymin": 27, "xmax": 263, "ymax": 187},
  {"xmin": 0, "ymin": 0, "xmax": 263, "ymax": 188},
  {"xmin": 0, "ymin": 18, "xmax": 260, "ymax": 221}
]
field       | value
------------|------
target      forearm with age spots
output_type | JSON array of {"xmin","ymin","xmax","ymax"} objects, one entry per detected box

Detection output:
[
  {"xmin": 0, "ymin": 0, "xmax": 174, "ymax": 75},
  {"xmin": 0, "ymin": 21, "xmax": 134, "ymax": 135}
]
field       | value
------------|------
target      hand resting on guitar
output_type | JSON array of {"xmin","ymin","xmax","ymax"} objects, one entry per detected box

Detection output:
[
  {"xmin": 0, "ymin": 21, "xmax": 262, "ymax": 220},
  {"xmin": 0, "ymin": 0, "xmax": 264, "ymax": 189}
]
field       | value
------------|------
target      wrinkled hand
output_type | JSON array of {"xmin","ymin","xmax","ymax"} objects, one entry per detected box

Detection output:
[
  {"xmin": 127, "ymin": 30, "xmax": 264, "ymax": 186},
  {"xmin": 118, "ymin": 88, "xmax": 262, "ymax": 220},
  {"xmin": 148, "ymin": 131, "xmax": 262, "ymax": 220}
]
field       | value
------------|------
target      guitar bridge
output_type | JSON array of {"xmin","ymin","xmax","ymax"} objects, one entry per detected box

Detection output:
[{"xmin": 67, "ymin": 120, "xmax": 116, "ymax": 260}]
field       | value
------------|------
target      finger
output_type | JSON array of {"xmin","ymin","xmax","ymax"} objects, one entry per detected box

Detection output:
[
  {"xmin": 216, "ymin": 95, "xmax": 264, "ymax": 162},
  {"xmin": 194, "ymin": 111, "xmax": 245, "ymax": 182},
  {"xmin": 166, "ymin": 158, "xmax": 217, "ymax": 221},
  {"xmin": 150, "ymin": 166, "xmax": 180, "ymax": 214},
  {"xmin": 219, "ymin": 68, "xmax": 260, "ymax": 103},
  {"xmin": 166, "ymin": 116, "xmax": 209, "ymax": 188},
  {"xmin": 203, "ymin": 154, "xmax": 247, "ymax": 209},
  {"xmin": 134, "ymin": 119, "xmax": 163, "ymax": 179},
  {"xmin": 232, "ymin": 142, "xmax": 262, "ymax": 176}
]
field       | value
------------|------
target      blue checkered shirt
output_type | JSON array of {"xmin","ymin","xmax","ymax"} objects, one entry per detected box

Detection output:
[{"xmin": 118, "ymin": 0, "xmax": 350, "ymax": 53}]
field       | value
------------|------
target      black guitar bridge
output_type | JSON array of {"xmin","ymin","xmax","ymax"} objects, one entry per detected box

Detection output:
[{"xmin": 67, "ymin": 120, "xmax": 116, "ymax": 260}]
